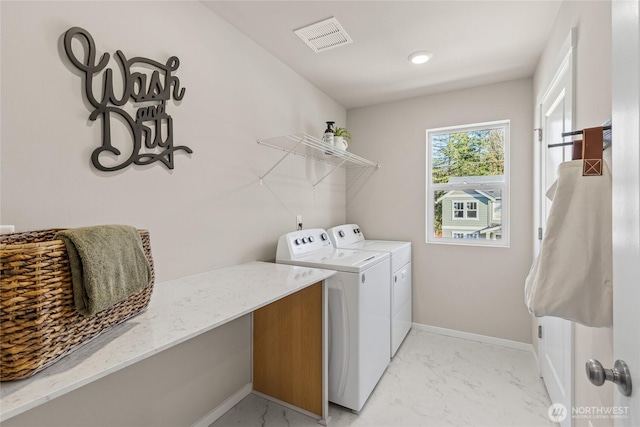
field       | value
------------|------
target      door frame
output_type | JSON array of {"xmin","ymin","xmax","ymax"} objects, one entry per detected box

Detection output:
[
  {"xmin": 612, "ymin": 0, "xmax": 640, "ymax": 424},
  {"xmin": 534, "ymin": 28, "xmax": 576, "ymax": 258},
  {"xmin": 533, "ymin": 28, "xmax": 576, "ymax": 426}
]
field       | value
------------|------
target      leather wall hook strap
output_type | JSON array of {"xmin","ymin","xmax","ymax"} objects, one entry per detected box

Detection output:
[{"xmin": 582, "ymin": 126, "xmax": 604, "ymax": 176}]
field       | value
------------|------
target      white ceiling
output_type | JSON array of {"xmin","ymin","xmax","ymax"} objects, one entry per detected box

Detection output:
[{"xmin": 203, "ymin": 1, "xmax": 562, "ymax": 109}]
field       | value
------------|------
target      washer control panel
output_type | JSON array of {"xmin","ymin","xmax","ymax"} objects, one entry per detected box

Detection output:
[{"xmin": 276, "ymin": 228, "xmax": 333, "ymax": 259}]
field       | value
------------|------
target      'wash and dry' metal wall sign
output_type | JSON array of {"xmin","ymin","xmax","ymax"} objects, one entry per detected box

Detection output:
[{"xmin": 64, "ymin": 27, "xmax": 192, "ymax": 171}]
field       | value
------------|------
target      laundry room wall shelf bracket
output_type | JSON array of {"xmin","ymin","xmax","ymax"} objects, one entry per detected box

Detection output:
[{"xmin": 257, "ymin": 133, "xmax": 379, "ymax": 187}]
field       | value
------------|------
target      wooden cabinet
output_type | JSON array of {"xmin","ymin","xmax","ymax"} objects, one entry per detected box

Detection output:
[{"xmin": 253, "ymin": 282, "xmax": 324, "ymax": 417}]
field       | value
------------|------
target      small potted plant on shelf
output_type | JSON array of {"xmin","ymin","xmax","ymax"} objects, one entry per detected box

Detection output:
[{"xmin": 333, "ymin": 127, "xmax": 351, "ymax": 151}]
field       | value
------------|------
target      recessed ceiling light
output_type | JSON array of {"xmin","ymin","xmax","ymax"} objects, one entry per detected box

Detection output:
[{"xmin": 408, "ymin": 51, "xmax": 433, "ymax": 65}]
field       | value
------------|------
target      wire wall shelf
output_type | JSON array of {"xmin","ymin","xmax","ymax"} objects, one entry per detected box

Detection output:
[{"xmin": 257, "ymin": 133, "xmax": 380, "ymax": 187}]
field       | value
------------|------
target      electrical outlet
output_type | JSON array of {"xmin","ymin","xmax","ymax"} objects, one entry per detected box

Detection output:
[
  {"xmin": 0, "ymin": 225, "xmax": 15, "ymax": 234},
  {"xmin": 296, "ymin": 215, "xmax": 303, "ymax": 230}
]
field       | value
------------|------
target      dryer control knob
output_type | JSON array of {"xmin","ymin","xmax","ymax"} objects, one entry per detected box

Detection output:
[
  {"xmin": 294, "ymin": 238, "xmax": 302, "ymax": 245},
  {"xmin": 320, "ymin": 233, "xmax": 328, "ymax": 241},
  {"xmin": 309, "ymin": 236, "xmax": 315, "ymax": 242},
  {"xmin": 338, "ymin": 230, "xmax": 345, "ymax": 237},
  {"xmin": 302, "ymin": 237, "xmax": 308, "ymax": 244}
]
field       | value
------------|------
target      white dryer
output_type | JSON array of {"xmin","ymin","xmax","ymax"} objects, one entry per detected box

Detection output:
[
  {"xmin": 276, "ymin": 229, "xmax": 390, "ymax": 413},
  {"xmin": 327, "ymin": 224, "xmax": 412, "ymax": 357}
]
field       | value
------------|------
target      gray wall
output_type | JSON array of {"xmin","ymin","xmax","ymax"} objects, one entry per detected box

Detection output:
[
  {"xmin": 346, "ymin": 78, "xmax": 534, "ymax": 344},
  {"xmin": 1, "ymin": 1, "xmax": 345, "ymax": 425}
]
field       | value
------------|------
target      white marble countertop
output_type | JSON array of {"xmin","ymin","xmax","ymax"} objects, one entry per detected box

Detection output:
[{"xmin": 0, "ymin": 261, "xmax": 336, "ymax": 421}]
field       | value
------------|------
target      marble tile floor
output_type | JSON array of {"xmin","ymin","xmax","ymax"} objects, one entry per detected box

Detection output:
[{"xmin": 211, "ymin": 329, "xmax": 556, "ymax": 427}]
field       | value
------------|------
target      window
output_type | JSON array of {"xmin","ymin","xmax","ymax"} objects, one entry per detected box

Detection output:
[
  {"xmin": 451, "ymin": 200, "xmax": 478, "ymax": 220},
  {"xmin": 426, "ymin": 120, "xmax": 509, "ymax": 246},
  {"xmin": 466, "ymin": 202, "xmax": 477, "ymax": 218},
  {"xmin": 453, "ymin": 202, "xmax": 464, "ymax": 218},
  {"xmin": 452, "ymin": 232, "xmax": 479, "ymax": 239},
  {"xmin": 492, "ymin": 200, "xmax": 502, "ymax": 221}
]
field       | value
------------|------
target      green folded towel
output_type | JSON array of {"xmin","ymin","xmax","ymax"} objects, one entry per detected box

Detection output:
[{"xmin": 55, "ymin": 225, "xmax": 152, "ymax": 316}]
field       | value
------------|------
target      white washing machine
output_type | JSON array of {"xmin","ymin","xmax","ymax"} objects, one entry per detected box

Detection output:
[
  {"xmin": 276, "ymin": 229, "xmax": 391, "ymax": 413},
  {"xmin": 327, "ymin": 224, "xmax": 412, "ymax": 357}
]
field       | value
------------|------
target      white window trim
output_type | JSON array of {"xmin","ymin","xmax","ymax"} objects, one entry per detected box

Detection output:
[{"xmin": 426, "ymin": 120, "xmax": 510, "ymax": 248}]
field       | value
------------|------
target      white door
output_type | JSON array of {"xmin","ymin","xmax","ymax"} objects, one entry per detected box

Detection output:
[
  {"xmin": 611, "ymin": 1, "xmax": 640, "ymax": 424},
  {"xmin": 535, "ymin": 30, "xmax": 575, "ymax": 427}
]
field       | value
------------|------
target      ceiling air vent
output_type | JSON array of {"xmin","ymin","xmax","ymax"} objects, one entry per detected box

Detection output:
[{"xmin": 294, "ymin": 17, "xmax": 353, "ymax": 53}]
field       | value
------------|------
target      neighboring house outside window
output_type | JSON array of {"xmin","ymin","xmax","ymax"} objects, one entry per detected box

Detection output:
[
  {"xmin": 426, "ymin": 120, "xmax": 509, "ymax": 247},
  {"xmin": 437, "ymin": 181, "xmax": 502, "ymax": 240}
]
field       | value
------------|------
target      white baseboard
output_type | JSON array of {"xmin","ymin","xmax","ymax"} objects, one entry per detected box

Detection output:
[
  {"xmin": 192, "ymin": 382, "xmax": 252, "ymax": 427},
  {"xmin": 411, "ymin": 322, "xmax": 534, "ymax": 353}
]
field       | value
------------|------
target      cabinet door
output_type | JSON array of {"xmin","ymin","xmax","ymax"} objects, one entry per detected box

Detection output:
[
  {"xmin": 253, "ymin": 282, "xmax": 323, "ymax": 416},
  {"xmin": 392, "ymin": 264, "xmax": 412, "ymax": 356}
]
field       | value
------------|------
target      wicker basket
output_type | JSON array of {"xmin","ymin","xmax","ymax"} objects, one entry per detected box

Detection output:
[{"xmin": 0, "ymin": 229, "xmax": 155, "ymax": 381}]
